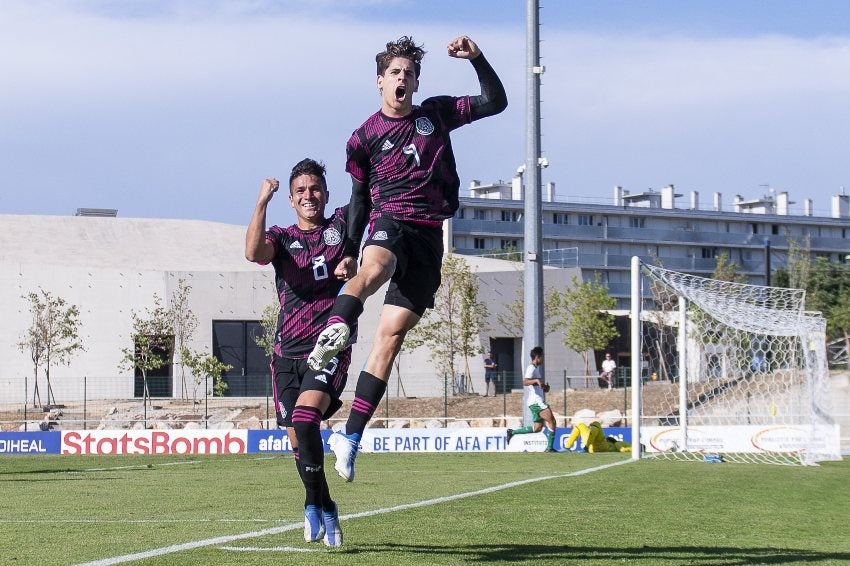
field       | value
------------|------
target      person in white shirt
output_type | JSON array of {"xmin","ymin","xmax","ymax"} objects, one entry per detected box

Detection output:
[
  {"xmin": 505, "ymin": 347, "xmax": 558, "ymax": 452},
  {"xmin": 599, "ymin": 352, "xmax": 616, "ymax": 390}
]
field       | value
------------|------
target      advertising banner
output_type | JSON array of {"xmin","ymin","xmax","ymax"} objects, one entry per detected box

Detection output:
[
  {"xmin": 61, "ymin": 430, "xmax": 249, "ymax": 455},
  {"xmin": 0, "ymin": 427, "xmax": 635, "ymax": 456},
  {"xmin": 641, "ymin": 424, "xmax": 840, "ymax": 454},
  {"xmin": 0, "ymin": 431, "xmax": 61, "ymax": 455}
]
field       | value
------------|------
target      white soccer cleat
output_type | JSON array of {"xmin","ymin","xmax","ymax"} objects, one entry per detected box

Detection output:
[
  {"xmin": 307, "ymin": 322, "xmax": 350, "ymax": 371},
  {"xmin": 329, "ymin": 431, "xmax": 360, "ymax": 482}
]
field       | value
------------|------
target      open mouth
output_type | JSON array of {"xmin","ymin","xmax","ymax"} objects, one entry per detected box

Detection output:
[{"xmin": 395, "ymin": 86, "xmax": 406, "ymax": 101}]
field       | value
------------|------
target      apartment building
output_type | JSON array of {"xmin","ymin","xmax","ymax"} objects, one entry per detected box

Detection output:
[{"xmin": 449, "ymin": 176, "xmax": 850, "ymax": 308}]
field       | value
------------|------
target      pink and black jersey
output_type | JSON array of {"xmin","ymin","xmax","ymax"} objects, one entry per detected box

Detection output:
[
  {"xmin": 266, "ymin": 207, "xmax": 350, "ymax": 358},
  {"xmin": 345, "ymin": 95, "xmax": 474, "ymax": 227}
]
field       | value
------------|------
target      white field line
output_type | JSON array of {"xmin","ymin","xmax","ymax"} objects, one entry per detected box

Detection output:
[
  {"xmin": 220, "ymin": 546, "xmax": 320, "ymax": 552},
  {"xmin": 75, "ymin": 458, "xmax": 634, "ymax": 566},
  {"xmin": 70, "ymin": 461, "xmax": 201, "ymax": 473}
]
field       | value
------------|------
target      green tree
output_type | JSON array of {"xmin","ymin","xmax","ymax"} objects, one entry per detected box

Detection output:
[
  {"xmin": 830, "ymin": 291, "xmax": 850, "ymax": 367},
  {"xmin": 169, "ymin": 278, "xmax": 198, "ymax": 401},
  {"xmin": 787, "ymin": 236, "xmax": 812, "ymax": 290},
  {"xmin": 807, "ymin": 257, "xmax": 850, "ymax": 344},
  {"xmin": 119, "ymin": 295, "xmax": 173, "ymax": 420},
  {"xmin": 807, "ymin": 258, "xmax": 849, "ymax": 316},
  {"xmin": 17, "ymin": 289, "xmax": 84, "ymax": 407},
  {"xmin": 253, "ymin": 303, "xmax": 279, "ymax": 359},
  {"xmin": 496, "ymin": 282, "xmax": 559, "ymax": 337},
  {"xmin": 407, "ymin": 254, "xmax": 488, "ymax": 392},
  {"xmin": 712, "ymin": 252, "xmax": 747, "ymax": 283},
  {"xmin": 183, "ymin": 349, "xmax": 231, "ymax": 401},
  {"xmin": 549, "ymin": 275, "xmax": 619, "ymax": 375}
]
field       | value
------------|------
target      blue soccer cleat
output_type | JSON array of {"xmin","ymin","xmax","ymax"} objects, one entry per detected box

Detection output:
[
  {"xmin": 304, "ymin": 504, "xmax": 325, "ymax": 542},
  {"xmin": 322, "ymin": 503, "xmax": 343, "ymax": 548}
]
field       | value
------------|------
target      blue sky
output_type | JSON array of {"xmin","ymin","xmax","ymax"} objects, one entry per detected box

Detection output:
[{"xmin": 2, "ymin": 0, "xmax": 849, "ymax": 225}]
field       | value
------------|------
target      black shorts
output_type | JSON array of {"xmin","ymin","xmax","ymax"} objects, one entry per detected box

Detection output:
[
  {"xmin": 363, "ymin": 216, "xmax": 443, "ymax": 316},
  {"xmin": 273, "ymin": 348, "xmax": 351, "ymax": 427}
]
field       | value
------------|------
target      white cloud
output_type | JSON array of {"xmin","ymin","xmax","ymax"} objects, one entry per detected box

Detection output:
[{"xmin": 1, "ymin": 2, "xmax": 847, "ymax": 221}]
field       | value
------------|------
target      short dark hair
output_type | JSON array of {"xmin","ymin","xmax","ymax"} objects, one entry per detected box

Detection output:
[
  {"xmin": 288, "ymin": 158, "xmax": 327, "ymax": 193},
  {"xmin": 530, "ymin": 346, "xmax": 544, "ymax": 359},
  {"xmin": 376, "ymin": 36, "xmax": 425, "ymax": 78}
]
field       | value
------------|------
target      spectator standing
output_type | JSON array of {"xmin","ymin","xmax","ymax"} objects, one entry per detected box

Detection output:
[
  {"xmin": 599, "ymin": 352, "xmax": 616, "ymax": 390},
  {"xmin": 483, "ymin": 350, "xmax": 498, "ymax": 397}
]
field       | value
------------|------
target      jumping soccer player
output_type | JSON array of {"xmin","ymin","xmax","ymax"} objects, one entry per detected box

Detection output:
[
  {"xmin": 564, "ymin": 421, "xmax": 632, "ymax": 453},
  {"xmin": 245, "ymin": 158, "xmax": 356, "ymax": 547},
  {"xmin": 306, "ymin": 34, "xmax": 507, "ymax": 482},
  {"xmin": 506, "ymin": 347, "xmax": 558, "ymax": 452}
]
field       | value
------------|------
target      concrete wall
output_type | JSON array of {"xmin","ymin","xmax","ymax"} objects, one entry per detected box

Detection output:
[{"xmin": 1, "ymin": 215, "xmax": 590, "ymax": 404}]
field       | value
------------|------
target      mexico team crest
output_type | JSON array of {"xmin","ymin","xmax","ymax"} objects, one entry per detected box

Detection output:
[
  {"xmin": 323, "ymin": 227, "xmax": 342, "ymax": 246},
  {"xmin": 415, "ymin": 117, "xmax": 435, "ymax": 135}
]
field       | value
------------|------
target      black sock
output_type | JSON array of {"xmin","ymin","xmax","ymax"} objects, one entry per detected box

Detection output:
[
  {"xmin": 327, "ymin": 294, "xmax": 364, "ymax": 327},
  {"xmin": 346, "ymin": 371, "xmax": 386, "ymax": 436},
  {"xmin": 292, "ymin": 406, "xmax": 327, "ymax": 508}
]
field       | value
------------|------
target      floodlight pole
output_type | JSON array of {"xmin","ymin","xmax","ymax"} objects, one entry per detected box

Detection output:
[
  {"xmin": 524, "ymin": 0, "xmax": 544, "ymax": 360},
  {"xmin": 630, "ymin": 257, "xmax": 642, "ymax": 460}
]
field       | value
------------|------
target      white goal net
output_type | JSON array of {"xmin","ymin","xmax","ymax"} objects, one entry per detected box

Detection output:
[{"xmin": 635, "ymin": 262, "xmax": 840, "ymax": 465}]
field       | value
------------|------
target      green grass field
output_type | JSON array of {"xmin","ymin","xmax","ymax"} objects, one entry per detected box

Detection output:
[{"xmin": 1, "ymin": 453, "xmax": 848, "ymax": 565}]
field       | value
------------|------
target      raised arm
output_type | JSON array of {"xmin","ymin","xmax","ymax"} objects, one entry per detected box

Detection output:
[
  {"xmin": 447, "ymin": 35, "xmax": 507, "ymax": 119},
  {"xmin": 245, "ymin": 178, "xmax": 278, "ymax": 264}
]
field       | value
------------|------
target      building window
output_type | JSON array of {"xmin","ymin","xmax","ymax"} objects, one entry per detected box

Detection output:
[
  {"xmin": 578, "ymin": 214, "xmax": 594, "ymax": 226},
  {"xmin": 473, "ymin": 209, "xmax": 487, "ymax": 220},
  {"xmin": 553, "ymin": 213, "xmax": 568, "ymax": 225},
  {"xmin": 500, "ymin": 239, "xmax": 518, "ymax": 250},
  {"xmin": 473, "ymin": 238, "xmax": 486, "ymax": 250},
  {"xmin": 701, "ymin": 247, "xmax": 717, "ymax": 259},
  {"xmin": 843, "ymin": 228, "xmax": 847, "ymax": 239},
  {"xmin": 501, "ymin": 210, "xmax": 522, "ymax": 222},
  {"xmin": 629, "ymin": 217, "xmax": 645, "ymax": 228},
  {"xmin": 771, "ymin": 224, "xmax": 779, "ymax": 235},
  {"xmin": 751, "ymin": 223, "xmax": 758, "ymax": 234},
  {"xmin": 212, "ymin": 320, "xmax": 271, "ymax": 397}
]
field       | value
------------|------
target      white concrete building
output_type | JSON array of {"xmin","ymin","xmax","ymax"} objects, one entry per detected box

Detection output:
[{"xmin": 1, "ymin": 214, "xmax": 586, "ymax": 405}]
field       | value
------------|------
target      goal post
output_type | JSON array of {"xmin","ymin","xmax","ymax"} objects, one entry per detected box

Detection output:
[{"xmin": 630, "ymin": 258, "xmax": 841, "ymax": 465}]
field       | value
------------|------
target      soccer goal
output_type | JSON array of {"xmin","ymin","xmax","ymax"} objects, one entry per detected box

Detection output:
[{"xmin": 630, "ymin": 257, "xmax": 841, "ymax": 465}]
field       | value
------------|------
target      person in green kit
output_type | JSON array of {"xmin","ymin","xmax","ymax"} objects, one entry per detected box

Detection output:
[{"xmin": 506, "ymin": 347, "xmax": 558, "ymax": 452}]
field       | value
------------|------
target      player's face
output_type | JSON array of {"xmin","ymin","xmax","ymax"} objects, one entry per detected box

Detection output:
[
  {"xmin": 289, "ymin": 174, "xmax": 328, "ymax": 227},
  {"xmin": 377, "ymin": 56, "xmax": 418, "ymax": 117}
]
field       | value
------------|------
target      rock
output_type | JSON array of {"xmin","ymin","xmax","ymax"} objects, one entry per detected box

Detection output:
[
  {"xmin": 571, "ymin": 408, "xmax": 597, "ymax": 425},
  {"xmin": 238, "ymin": 416, "xmax": 261, "ymax": 430},
  {"xmin": 598, "ymin": 409, "xmax": 623, "ymax": 427}
]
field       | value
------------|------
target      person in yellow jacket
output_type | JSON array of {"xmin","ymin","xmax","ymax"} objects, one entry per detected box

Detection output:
[{"xmin": 564, "ymin": 421, "xmax": 631, "ymax": 453}]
